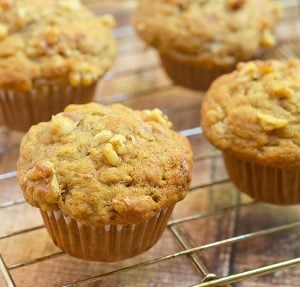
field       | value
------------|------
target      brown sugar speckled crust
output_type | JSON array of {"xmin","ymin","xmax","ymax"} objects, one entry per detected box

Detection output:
[
  {"xmin": 201, "ymin": 59, "xmax": 300, "ymax": 171},
  {"xmin": 17, "ymin": 103, "xmax": 193, "ymax": 226},
  {"xmin": 135, "ymin": 0, "xmax": 280, "ymax": 67},
  {"xmin": 0, "ymin": 0, "xmax": 116, "ymax": 91}
]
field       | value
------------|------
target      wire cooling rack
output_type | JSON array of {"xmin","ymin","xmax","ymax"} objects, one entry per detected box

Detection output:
[{"xmin": 1, "ymin": 0, "xmax": 300, "ymax": 286}]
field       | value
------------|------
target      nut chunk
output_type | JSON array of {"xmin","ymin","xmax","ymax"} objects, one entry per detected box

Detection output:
[
  {"xmin": 110, "ymin": 134, "xmax": 126, "ymax": 155},
  {"xmin": 103, "ymin": 143, "xmax": 121, "ymax": 166},
  {"xmin": 257, "ymin": 112, "xmax": 288, "ymax": 131},
  {"xmin": 143, "ymin": 108, "xmax": 172, "ymax": 128},
  {"xmin": 23, "ymin": 161, "xmax": 61, "ymax": 211},
  {"xmin": 90, "ymin": 130, "xmax": 113, "ymax": 147},
  {"xmin": 50, "ymin": 113, "xmax": 80, "ymax": 136}
]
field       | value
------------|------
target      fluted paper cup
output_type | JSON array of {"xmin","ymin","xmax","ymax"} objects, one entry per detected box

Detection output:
[
  {"xmin": 41, "ymin": 205, "xmax": 174, "ymax": 262},
  {"xmin": 223, "ymin": 152, "xmax": 300, "ymax": 205},
  {"xmin": 0, "ymin": 80, "xmax": 97, "ymax": 132},
  {"xmin": 160, "ymin": 53, "xmax": 234, "ymax": 91}
]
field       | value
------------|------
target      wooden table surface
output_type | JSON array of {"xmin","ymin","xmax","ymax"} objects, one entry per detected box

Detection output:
[{"xmin": 1, "ymin": 0, "xmax": 300, "ymax": 286}]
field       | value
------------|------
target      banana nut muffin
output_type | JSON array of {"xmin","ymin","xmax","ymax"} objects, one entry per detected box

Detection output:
[
  {"xmin": 0, "ymin": 0, "xmax": 116, "ymax": 131},
  {"xmin": 17, "ymin": 103, "xmax": 193, "ymax": 261},
  {"xmin": 201, "ymin": 59, "xmax": 300, "ymax": 204},
  {"xmin": 134, "ymin": 0, "xmax": 280, "ymax": 90}
]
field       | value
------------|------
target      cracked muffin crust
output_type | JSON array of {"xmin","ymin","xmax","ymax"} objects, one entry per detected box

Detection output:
[
  {"xmin": 17, "ymin": 103, "xmax": 193, "ymax": 226},
  {"xmin": 201, "ymin": 59, "xmax": 300, "ymax": 170},
  {"xmin": 134, "ymin": 0, "xmax": 280, "ymax": 68},
  {"xmin": 0, "ymin": 0, "xmax": 116, "ymax": 91}
]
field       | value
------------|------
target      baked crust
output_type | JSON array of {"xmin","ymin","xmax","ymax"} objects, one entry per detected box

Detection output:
[
  {"xmin": 134, "ymin": 0, "xmax": 280, "ymax": 67},
  {"xmin": 17, "ymin": 103, "xmax": 193, "ymax": 225},
  {"xmin": 0, "ymin": 0, "xmax": 116, "ymax": 91},
  {"xmin": 201, "ymin": 59, "xmax": 300, "ymax": 170}
]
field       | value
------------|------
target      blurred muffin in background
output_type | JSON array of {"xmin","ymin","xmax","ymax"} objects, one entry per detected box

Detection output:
[
  {"xmin": 134, "ymin": 0, "xmax": 280, "ymax": 91},
  {"xmin": 0, "ymin": 0, "xmax": 116, "ymax": 131}
]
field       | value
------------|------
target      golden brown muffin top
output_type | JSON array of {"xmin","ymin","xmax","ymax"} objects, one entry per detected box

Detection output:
[
  {"xmin": 134, "ymin": 0, "xmax": 280, "ymax": 67},
  {"xmin": 201, "ymin": 59, "xmax": 300, "ymax": 170},
  {"xmin": 0, "ymin": 0, "xmax": 116, "ymax": 91},
  {"xmin": 17, "ymin": 103, "xmax": 193, "ymax": 225}
]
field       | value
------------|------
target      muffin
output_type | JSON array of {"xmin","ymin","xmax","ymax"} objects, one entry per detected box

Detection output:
[
  {"xmin": 134, "ymin": 0, "xmax": 280, "ymax": 91},
  {"xmin": 17, "ymin": 103, "xmax": 193, "ymax": 261},
  {"xmin": 201, "ymin": 59, "xmax": 300, "ymax": 205},
  {"xmin": 0, "ymin": 0, "xmax": 116, "ymax": 131}
]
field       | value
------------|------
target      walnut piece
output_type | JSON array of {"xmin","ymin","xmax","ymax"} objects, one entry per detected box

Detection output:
[
  {"xmin": 267, "ymin": 81, "xmax": 294, "ymax": 99},
  {"xmin": 50, "ymin": 113, "xmax": 80, "ymax": 135},
  {"xmin": 143, "ymin": 108, "xmax": 172, "ymax": 128},
  {"xmin": 103, "ymin": 142, "xmax": 121, "ymax": 166},
  {"xmin": 238, "ymin": 62, "xmax": 259, "ymax": 78},
  {"xmin": 259, "ymin": 63, "xmax": 274, "ymax": 75},
  {"xmin": 91, "ymin": 130, "xmax": 127, "ymax": 159},
  {"xmin": 69, "ymin": 63, "xmax": 99, "ymax": 86},
  {"xmin": 112, "ymin": 195, "xmax": 155, "ymax": 217},
  {"xmin": 91, "ymin": 130, "xmax": 113, "ymax": 147},
  {"xmin": 23, "ymin": 161, "xmax": 61, "ymax": 211},
  {"xmin": 110, "ymin": 134, "xmax": 127, "ymax": 155},
  {"xmin": 257, "ymin": 112, "xmax": 288, "ymax": 131}
]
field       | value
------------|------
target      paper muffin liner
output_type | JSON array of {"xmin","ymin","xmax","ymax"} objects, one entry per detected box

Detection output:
[
  {"xmin": 159, "ymin": 53, "xmax": 234, "ymax": 91},
  {"xmin": 41, "ymin": 205, "xmax": 174, "ymax": 262},
  {"xmin": 0, "ymin": 80, "xmax": 97, "ymax": 132},
  {"xmin": 223, "ymin": 152, "xmax": 300, "ymax": 205}
]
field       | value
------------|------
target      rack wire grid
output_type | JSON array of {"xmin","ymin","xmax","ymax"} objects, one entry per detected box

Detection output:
[{"xmin": 1, "ymin": 0, "xmax": 300, "ymax": 286}]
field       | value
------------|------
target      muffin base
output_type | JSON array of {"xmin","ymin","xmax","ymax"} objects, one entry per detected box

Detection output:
[
  {"xmin": 160, "ymin": 53, "xmax": 234, "ymax": 91},
  {"xmin": 41, "ymin": 205, "xmax": 174, "ymax": 262},
  {"xmin": 0, "ymin": 81, "xmax": 97, "ymax": 132},
  {"xmin": 223, "ymin": 152, "xmax": 300, "ymax": 205}
]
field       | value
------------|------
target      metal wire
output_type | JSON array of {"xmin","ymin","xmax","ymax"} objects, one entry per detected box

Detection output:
[
  {"xmin": 0, "ymin": 255, "xmax": 15, "ymax": 287},
  {"xmin": 1, "ymin": 0, "xmax": 300, "ymax": 286},
  {"xmin": 192, "ymin": 258, "xmax": 300, "ymax": 287}
]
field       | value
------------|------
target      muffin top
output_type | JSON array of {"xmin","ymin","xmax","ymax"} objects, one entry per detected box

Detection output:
[
  {"xmin": 17, "ymin": 103, "xmax": 193, "ymax": 225},
  {"xmin": 134, "ymin": 0, "xmax": 280, "ymax": 67},
  {"xmin": 201, "ymin": 59, "xmax": 300, "ymax": 170},
  {"xmin": 0, "ymin": 0, "xmax": 116, "ymax": 91}
]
